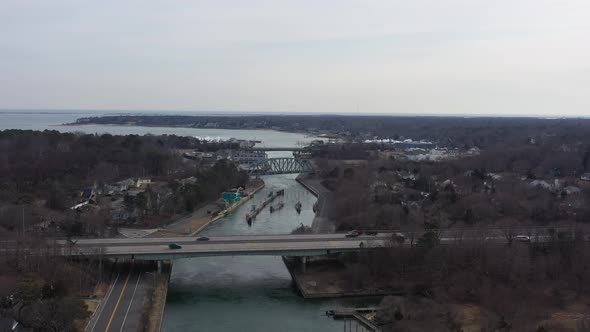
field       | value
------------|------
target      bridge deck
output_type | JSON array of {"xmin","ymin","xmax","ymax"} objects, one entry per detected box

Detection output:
[
  {"xmin": 245, "ymin": 147, "xmax": 307, "ymax": 151},
  {"xmin": 33, "ymin": 227, "xmax": 574, "ymax": 260},
  {"xmin": 59, "ymin": 233, "xmax": 392, "ymax": 259}
]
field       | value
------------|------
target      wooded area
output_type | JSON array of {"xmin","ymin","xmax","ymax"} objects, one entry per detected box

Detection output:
[{"xmin": 307, "ymin": 118, "xmax": 590, "ymax": 330}]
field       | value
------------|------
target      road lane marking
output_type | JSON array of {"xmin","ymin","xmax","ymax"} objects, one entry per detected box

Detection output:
[
  {"xmin": 105, "ymin": 268, "xmax": 132, "ymax": 332},
  {"xmin": 119, "ymin": 271, "xmax": 142, "ymax": 332},
  {"xmin": 88, "ymin": 271, "xmax": 120, "ymax": 332}
]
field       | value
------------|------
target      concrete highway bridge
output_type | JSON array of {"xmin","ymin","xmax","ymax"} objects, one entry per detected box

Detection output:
[
  {"xmin": 53, "ymin": 226, "xmax": 574, "ymax": 261},
  {"xmin": 57, "ymin": 233, "xmax": 387, "ymax": 260},
  {"xmin": 55, "ymin": 227, "xmax": 573, "ymax": 332}
]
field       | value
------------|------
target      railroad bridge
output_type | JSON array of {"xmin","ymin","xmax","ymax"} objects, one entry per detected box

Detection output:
[{"xmin": 247, "ymin": 157, "xmax": 314, "ymax": 175}]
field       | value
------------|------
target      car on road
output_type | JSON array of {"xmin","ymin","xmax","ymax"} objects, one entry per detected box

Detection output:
[
  {"xmin": 513, "ymin": 235, "xmax": 531, "ymax": 242},
  {"xmin": 345, "ymin": 230, "xmax": 361, "ymax": 237},
  {"xmin": 365, "ymin": 231, "xmax": 378, "ymax": 236},
  {"xmin": 392, "ymin": 232, "xmax": 406, "ymax": 243},
  {"xmin": 168, "ymin": 243, "xmax": 182, "ymax": 249},
  {"xmin": 196, "ymin": 236, "xmax": 209, "ymax": 241}
]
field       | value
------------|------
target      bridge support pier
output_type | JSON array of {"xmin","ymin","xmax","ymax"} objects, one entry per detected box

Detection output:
[
  {"xmin": 98, "ymin": 254, "xmax": 103, "ymax": 281},
  {"xmin": 157, "ymin": 260, "xmax": 162, "ymax": 273},
  {"xmin": 301, "ymin": 256, "xmax": 307, "ymax": 274}
]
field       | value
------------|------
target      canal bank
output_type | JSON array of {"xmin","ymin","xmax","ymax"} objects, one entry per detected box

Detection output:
[
  {"xmin": 146, "ymin": 261, "xmax": 173, "ymax": 332},
  {"xmin": 189, "ymin": 179, "xmax": 266, "ymax": 236},
  {"xmin": 290, "ymin": 174, "xmax": 397, "ymax": 300},
  {"xmin": 283, "ymin": 255, "xmax": 405, "ymax": 299},
  {"xmin": 146, "ymin": 180, "xmax": 267, "ymax": 329},
  {"xmin": 152, "ymin": 178, "xmax": 265, "ymax": 237},
  {"xmin": 296, "ymin": 173, "xmax": 336, "ymax": 233}
]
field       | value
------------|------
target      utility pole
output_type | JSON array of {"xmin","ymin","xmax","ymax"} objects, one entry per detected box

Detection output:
[
  {"xmin": 22, "ymin": 207, "xmax": 25, "ymax": 237},
  {"xmin": 99, "ymin": 248, "xmax": 103, "ymax": 282}
]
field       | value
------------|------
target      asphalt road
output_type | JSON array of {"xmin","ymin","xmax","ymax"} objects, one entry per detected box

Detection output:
[
  {"xmin": 87, "ymin": 262, "xmax": 151, "ymax": 332},
  {"xmin": 66, "ymin": 236, "xmax": 389, "ymax": 258},
  {"xmin": 0, "ymin": 227, "xmax": 573, "ymax": 260},
  {"xmin": 52, "ymin": 228, "xmax": 573, "ymax": 259},
  {"xmin": 60, "ymin": 233, "xmax": 392, "ymax": 247}
]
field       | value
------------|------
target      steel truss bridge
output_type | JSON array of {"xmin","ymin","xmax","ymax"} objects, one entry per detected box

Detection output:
[{"xmin": 247, "ymin": 157, "xmax": 314, "ymax": 175}]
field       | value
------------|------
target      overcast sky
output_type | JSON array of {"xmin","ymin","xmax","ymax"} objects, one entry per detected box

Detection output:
[{"xmin": 1, "ymin": 1, "xmax": 589, "ymax": 116}]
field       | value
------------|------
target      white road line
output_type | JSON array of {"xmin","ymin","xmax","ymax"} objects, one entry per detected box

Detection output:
[
  {"xmin": 119, "ymin": 271, "xmax": 142, "ymax": 332},
  {"xmin": 88, "ymin": 271, "xmax": 120, "ymax": 332}
]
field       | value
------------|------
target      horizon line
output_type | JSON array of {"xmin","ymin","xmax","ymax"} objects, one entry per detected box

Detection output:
[{"xmin": 0, "ymin": 108, "xmax": 588, "ymax": 119}]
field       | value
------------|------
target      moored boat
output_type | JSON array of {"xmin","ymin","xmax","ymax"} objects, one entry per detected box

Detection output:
[
  {"xmin": 295, "ymin": 201, "xmax": 302, "ymax": 214},
  {"xmin": 270, "ymin": 201, "xmax": 284, "ymax": 213}
]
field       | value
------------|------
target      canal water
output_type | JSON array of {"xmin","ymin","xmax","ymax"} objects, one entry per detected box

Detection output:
[{"xmin": 162, "ymin": 174, "xmax": 351, "ymax": 331}]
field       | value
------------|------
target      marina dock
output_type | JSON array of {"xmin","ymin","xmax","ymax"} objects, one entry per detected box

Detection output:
[
  {"xmin": 246, "ymin": 189, "xmax": 284, "ymax": 222},
  {"xmin": 327, "ymin": 308, "xmax": 382, "ymax": 332}
]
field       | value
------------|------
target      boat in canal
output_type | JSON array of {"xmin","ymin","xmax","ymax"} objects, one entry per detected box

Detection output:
[
  {"xmin": 295, "ymin": 201, "xmax": 302, "ymax": 214},
  {"xmin": 269, "ymin": 201, "xmax": 284, "ymax": 213}
]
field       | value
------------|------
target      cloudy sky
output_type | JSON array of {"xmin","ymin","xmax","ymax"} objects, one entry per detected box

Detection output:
[{"xmin": 1, "ymin": 1, "xmax": 588, "ymax": 116}]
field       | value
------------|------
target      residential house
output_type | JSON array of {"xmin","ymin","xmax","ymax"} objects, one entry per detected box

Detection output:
[
  {"xmin": 104, "ymin": 178, "xmax": 135, "ymax": 196},
  {"xmin": 563, "ymin": 186, "xmax": 581, "ymax": 196},
  {"xmin": 465, "ymin": 147, "xmax": 481, "ymax": 156},
  {"xmin": 80, "ymin": 188, "xmax": 95, "ymax": 202},
  {"xmin": 111, "ymin": 199, "xmax": 135, "ymax": 222},
  {"xmin": 136, "ymin": 178, "xmax": 152, "ymax": 188},
  {"xmin": 529, "ymin": 179, "xmax": 563, "ymax": 192},
  {"xmin": 178, "ymin": 176, "xmax": 198, "ymax": 186},
  {"xmin": 529, "ymin": 180, "xmax": 553, "ymax": 190}
]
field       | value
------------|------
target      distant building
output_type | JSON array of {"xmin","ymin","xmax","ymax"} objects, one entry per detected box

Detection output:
[
  {"xmin": 80, "ymin": 188, "xmax": 95, "ymax": 201},
  {"xmin": 178, "ymin": 176, "xmax": 198, "ymax": 186},
  {"xmin": 104, "ymin": 178, "xmax": 135, "ymax": 196},
  {"xmin": 487, "ymin": 173, "xmax": 503, "ymax": 181},
  {"xmin": 111, "ymin": 199, "xmax": 135, "ymax": 222},
  {"xmin": 529, "ymin": 180, "xmax": 552, "ymax": 190},
  {"xmin": 402, "ymin": 140, "xmax": 434, "ymax": 149},
  {"xmin": 529, "ymin": 179, "xmax": 564, "ymax": 193},
  {"xmin": 466, "ymin": 147, "xmax": 481, "ymax": 156},
  {"xmin": 222, "ymin": 191, "xmax": 241, "ymax": 205},
  {"xmin": 183, "ymin": 151, "xmax": 198, "ymax": 160},
  {"xmin": 397, "ymin": 171, "xmax": 417, "ymax": 181},
  {"xmin": 310, "ymin": 140, "xmax": 324, "ymax": 146},
  {"xmin": 33, "ymin": 220, "xmax": 56, "ymax": 231},
  {"xmin": 136, "ymin": 178, "xmax": 152, "ymax": 188},
  {"xmin": 231, "ymin": 150, "xmax": 267, "ymax": 165},
  {"xmin": 563, "ymin": 186, "xmax": 581, "ymax": 195}
]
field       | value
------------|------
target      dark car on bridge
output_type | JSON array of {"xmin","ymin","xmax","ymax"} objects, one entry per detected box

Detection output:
[
  {"xmin": 168, "ymin": 243, "xmax": 182, "ymax": 249},
  {"xmin": 345, "ymin": 230, "xmax": 362, "ymax": 237},
  {"xmin": 196, "ymin": 236, "xmax": 209, "ymax": 241}
]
